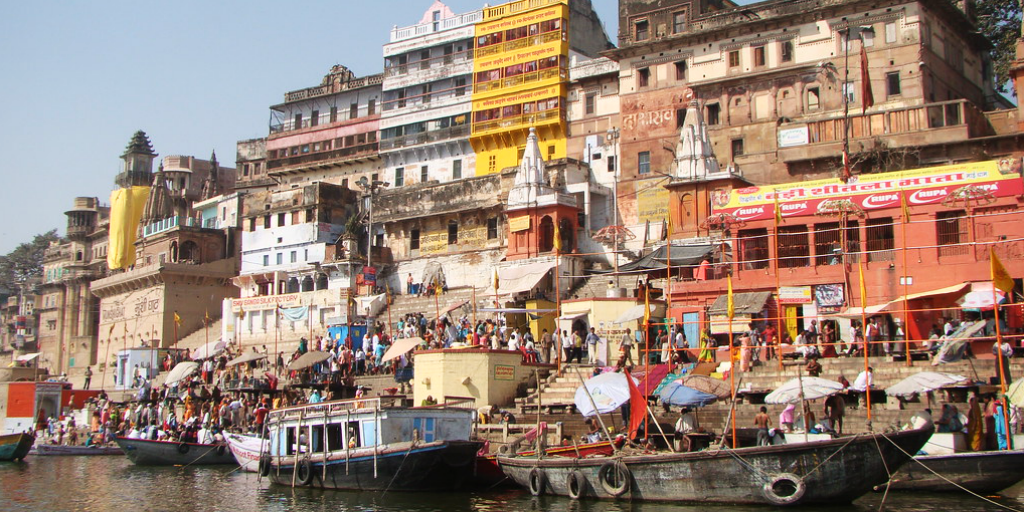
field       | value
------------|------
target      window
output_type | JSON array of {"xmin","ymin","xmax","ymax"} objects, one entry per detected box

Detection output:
[
  {"xmin": 290, "ymin": 251, "xmax": 297, "ymax": 263},
  {"xmin": 728, "ymin": 50, "xmax": 740, "ymax": 68},
  {"xmin": 813, "ymin": 222, "xmax": 842, "ymax": 266},
  {"xmin": 263, "ymin": 255, "xmax": 269, "ymax": 266},
  {"xmin": 673, "ymin": 11, "xmax": 686, "ymax": 34},
  {"xmin": 753, "ymin": 46, "xmax": 766, "ymax": 67},
  {"xmin": 885, "ymin": 22, "xmax": 897, "ymax": 44},
  {"xmin": 862, "ymin": 30, "xmax": 874, "ymax": 48},
  {"xmin": 367, "ymin": 99, "xmax": 376, "ymax": 116},
  {"xmin": 310, "ymin": 110, "xmax": 319, "ymax": 127},
  {"xmin": 866, "ymin": 218, "xmax": 895, "ymax": 262},
  {"xmin": 276, "ymin": 253, "xmax": 283, "ymax": 265},
  {"xmin": 452, "ymin": 159, "xmax": 462, "ymax": 180},
  {"xmin": 706, "ymin": 103, "xmax": 720, "ymax": 125},
  {"xmin": 306, "ymin": 208, "xmax": 315, "ymax": 222},
  {"xmin": 674, "ymin": 60, "xmax": 687, "ymax": 81},
  {"xmin": 843, "ymin": 82, "xmax": 855, "ymax": 103},
  {"xmin": 584, "ymin": 92, "xmax": 596, "ymax": 115},
  {"xmin": 731, "ymin": 138, "xmax": 744, "ymax": 158},
  {"xmin": 634, "ymin": 19, "xmax": 649, "ymax": 41},
  {"xmin": 607, "ymin": 155, "xmax": 616, "ymax": 173},
  {"xmin": 242, "ymin": 164, "xmax": 250, "ymax": 177},
  {"xmin": 778, "ymin": 225, "xmax": 810, "ymax": 268},
  {"xmin": 936, "ymin": 211, "xmax": 967, "ymax": 257},
  {"xmin": 294, "ymin": 113, "xmax": 302, "ymax": 129},
  {"xmin": 249, "ymin": 218, "xmax": 256, "ymax": 231},
  {"xmin": 420, "ymin": 165, "xmax": 428, "ymax": 182},
  {"xmin": 410, "ymin": 229, "xmax": 420, "ymax": 251},
  {"xmin": 454, "ymin": 78, "xmax": 467, "ymax": 96},
  {"xmin": 350, "ymin": 103, "xmax": 359, "ymax": 119},
  {"xmin": 330, "ymin": 106, "xmax": 338, "ymax": 123},
  {"xmin": 739, "ymin": 228, "xmax": 769, "ymax": 270},
  {"xmin": 781, "ymin": 41, "xmax": 793, "ymax": 62},
  {"xmin": 638, "ymin": 151, "xmax": 651, "ymax": 174},
  {"xmin": 487, "ymin": 217, "xmax": 498, "ymax": 239},
  {"xmin": 277, "ymin": 213, "xmax": 286, "ymax": 227},
  {"xmin": 807, "ymin": 87, "xmax": 821, "ymax": 110},
  {"xmin": 886, "ymin": 72, "xmax": 901, "ymax": 97},
  {"xmin": 447, "ymin": 221, "xmax": 458, "ymax": 245},
  {"xmin": 637, "ymin": 67, "xmax": 650, "ymax": 88},
  {"xmin": 263, "ymin": 215, "xmax": 271, "ymax": 229},
  {"xmin": 676, "ymin": 107, "xmax": 687, "ymax": 129},
  {"xmin": 395, "ymin": 168, "xmax": 404, "ymax": 187}
]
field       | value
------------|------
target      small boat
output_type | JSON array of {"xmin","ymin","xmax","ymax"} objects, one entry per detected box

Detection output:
[
  {"xmin": 474, "ymin": 440, "xmax": 614, "ymax": 487},
  {"xmin": 225, "ymin": 433, "xmax": 265, "ymax": 472},
  {"xmin": 886, "ymin": 449, "xmax": 1024, "ymax": 493},
  {"xmin": 497, "ymin": 426, "xmax": 934, "ymax": 505},
  {"xmin": 0, "ymin": 432, "xmax": 35, "ymax": 461},
  {"xmin": 263, "ymin": 396, "xmax": 481, "ymax": 491},
  {"xmin": 31, "ymin": 443, "xmax": 123, "ymax": 456},
  {"xmin": 114, "ymin": 437, "xmax": 235, "ymax": 466}
]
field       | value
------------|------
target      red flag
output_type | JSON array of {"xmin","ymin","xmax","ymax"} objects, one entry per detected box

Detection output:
[
  {"xmin": 624, "ymin": 370, "xmax": 647, "ymax": 439},
  {"xmin": 860, "ymin": 43, "xmax": 873, "ymax": 109}
]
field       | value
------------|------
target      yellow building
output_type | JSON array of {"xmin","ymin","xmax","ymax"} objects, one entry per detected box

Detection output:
[{"xmin": 470, "ymin": 0, "xmax": 612, "ymax": 175}]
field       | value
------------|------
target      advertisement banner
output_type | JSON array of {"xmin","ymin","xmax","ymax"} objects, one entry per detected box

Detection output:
[
  {"xmin": 815, "ymin": 284, "xmax": 845, "ymax": 313},
  {"xmin": 509, "ymin": 215, "xmax": 531, "ymax": 233},
  {"xmin": 779, "ymin": 286, "xmax": 813, "ymax": 304},
  {"xmin": 231, "ymin": 293, "xmax": 301, "ymax": 311},
  {"xmin": 637, "ymin": 186, "xmax": 669, "ymax": 225},
  {"xmin": 711, "ymin": 160, "xmax": 1023, "ymax": 221}
]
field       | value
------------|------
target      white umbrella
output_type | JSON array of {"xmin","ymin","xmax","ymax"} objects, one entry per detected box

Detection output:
[
  {"xmin": 192, "ymin": 339, "xmax": 227, "ymax": 360},
  {"xmin": 764, "ymin": 377, "xmax": 845, "ymax": 404},
  {"xmin": 574, "ymin": 372, "xmax": 639, "ymax": 417},
  {"xmin": 885, "ymin": 372, "xmax": 968, "ymax": 398},
  {"xmin": 163, "ymin": 361, "xmax": 199, "ymax": 386},
  {"xmin": 226, "ymin": 351, "xmax": 267, "ymax": 367}
]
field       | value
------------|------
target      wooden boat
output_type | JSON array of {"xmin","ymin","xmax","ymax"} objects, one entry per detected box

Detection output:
[
  {"xmin": 0, "ymin": 432, "xmax": 35, "ymax": 461},
  {"xmin": 225, "ymin": 433, "xmax": 265, "ymax": 472},
  {"xmin": 114, "ymin": 437, "xmax": 235, "ymax": 466},
  {"xmin": 31, "ymin": 443, "xmax": 123, "ymax": 456},
  {"xmin": 886, "ymin": 449, "xmax": 1024, "ymax": 493},
  {"xmin": 263, "ymin": 396, "xmax": 481, "ymax": 491},
  {"xmin": 497, "ymin": 426, "xmax": 934, "ymax": 505},
  {"xmin": 474, "ymin": 440, "xmax": 614, "ymax": 487}
]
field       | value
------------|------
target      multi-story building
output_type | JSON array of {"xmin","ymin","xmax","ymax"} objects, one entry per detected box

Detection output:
[
  {"xmin": 469, "ymin": 0, "xmax": 613, "ymax": 175},
  {"xmin": 266, "ymin": 65, "xmax": 384, "ymax": 190},
  {"xmin": 381, "ymin": 1, "xmax": 481, "ymax": 187},
  {"xmin": 606, "ymin": 0, "xmax": 1018, "ymax": 255},
  {"xmin": 235, "ymin": 138, "xmax": 272, "ymax": 193}
]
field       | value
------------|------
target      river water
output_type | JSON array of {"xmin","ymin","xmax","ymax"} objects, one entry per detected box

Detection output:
[{"xmin": 2, "ymin": 456, "xmax": 1021, "ymax": 512}]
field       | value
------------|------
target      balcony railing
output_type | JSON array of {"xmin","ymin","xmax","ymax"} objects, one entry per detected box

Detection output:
[
  {"xmin": 379, "ymin": 124, "xmax": 470, "ymax": 151},
  {"xmin": 267, "ymin": 142, "xmax": 379, "ymax": 171},
  {"xmin": 472, "ymin": 107, "xmax": 564, "ymax": 135},
  {"xmin": 390, "ymin": 10, "xmax": 483, "ymax": 43},
  {"xmin": 474, "ymin": 66, "xmax": 565, "ymax": 94},
  {"xmin": 385, "ymin": 49, "xmax": 473, "ymax": 78},
  {"xmin": 792, "ymin": 99, "xmax": 985, "ymax": 147},
  {"xmin": 481, "ymin": 0, "xmax": 561, "ymax": 22},
  {"xmin": 283, "ymin": 74, "xmax": 384, "ymax": 104},
  {"xmin": 475, "ymin": 30, "xmax": 563, "ymax": 59}
]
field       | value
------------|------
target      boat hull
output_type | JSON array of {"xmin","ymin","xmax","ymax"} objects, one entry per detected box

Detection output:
[
  {"xmin": 226, "ymin": 433, "xmax": 265, "ymax": 472},
  {"xmin": 269, "ymin": 440, "xmax": 481, "ymax": 491},
  {"xmin": 888, "ymin": 449, "xmax": 1024, "ymax": 493},
  {"xmin": 0, "ymin": 433, "xmax": 35, "ymax": 461},
  {"xmin": 498, "ymin": 427, "xmax": 933, "ymax": 505},
  {"xmin": 114, "ymin": 437, "xmax": 235, "ymax": 466},
  {"xmin": 32, "ymin": 444, "xmax": 123, "ymax": 456},
  {"xmin": 474, "ymin": 441, "xmax": 614, "ymax": 488}
]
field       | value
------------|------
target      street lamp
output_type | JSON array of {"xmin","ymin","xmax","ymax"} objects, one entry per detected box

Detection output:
[
  {"xmin": 841, "ymin": 25, "xmax": 874, "ymax": 183},
  {"xmin": 356, "ymin": 176, "xmax": 389, "ymax": 290}
]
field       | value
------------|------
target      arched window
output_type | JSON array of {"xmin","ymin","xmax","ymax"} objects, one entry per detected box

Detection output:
[
  {"xmin": 170, "ymin": 241, "xmax": 179, "ymax": 262},
  {"xmin": 539, "ymin": 216, "xmax": 554, "ymax": 253}
]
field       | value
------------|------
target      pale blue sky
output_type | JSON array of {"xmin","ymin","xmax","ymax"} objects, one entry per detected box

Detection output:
[{"xmin": 0, "ymin": 1, "xmax": 768, "ymax": 254}]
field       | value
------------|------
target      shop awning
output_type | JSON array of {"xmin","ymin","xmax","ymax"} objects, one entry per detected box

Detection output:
[
  {"xmin": 614, "ymin": 304, "xmax": 649, "ymax": 325},
  {"xmin": 558, "ymin": 311, "xmax": 590, "ymax": 322},
  {"xmin": 885, "ymin": 282, "xmax": 970, "ymax": 311},
  {"xmin": 496, "ymin": 261, "xmax": 556, "ymax": 296},
  {"xmin": 707, "ymin": 291, "xmax": 772, "ymax": 316},
  {"xmin": 831, "ymin": 304, "xmax": 891, "ymax": 318},
  {"xmin": 479, "ymin": 307, "xmax": 558, "ymax": 314},
  {"xmin": 15, "ymin": 353, "xmax": 40, "ymax": 363},
  {"xmin": 609, "ymin": 243, "xmax": 715, "ymax": 273}
]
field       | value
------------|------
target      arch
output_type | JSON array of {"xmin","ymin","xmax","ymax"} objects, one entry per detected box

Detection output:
[
  {"xmin": 301, "ymin": 276, "xmax": 314, "ymax": 292},
  {"xmin": 538, "ymin": 215, "xmax": 554, "ymax": 253},
  {"xmin": 316, "ymin": 274, "xmax": 328, "ymax": 290},
  {"xmin": 558, "ymin": 217, "xmax": 574, "ymax": 252},
  {"xmin": 170, "ymin": 241, "xmax": 179, "ymax": 262},
  {"xmin": 179, "ymin": 240, "xmax": 199, "ymax": 262},
  {"xmin": 679, "ymin": 192, "xmax": 694, "ymax": 230},
  {"xmin": 287, "ymin": 277, "xmax": 300, "ymax": 294}
]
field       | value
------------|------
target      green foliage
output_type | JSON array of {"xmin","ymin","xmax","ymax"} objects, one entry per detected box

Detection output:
[
  {"xmin": 0, "ymin": 230, "xmax": 60, "ymax": 288},
  {"xmin": 976, "ymin": 0, "xmax": 1023, "ymax": 94}
]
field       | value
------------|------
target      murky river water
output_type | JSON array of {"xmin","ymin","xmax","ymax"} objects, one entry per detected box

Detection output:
[{"xmin": 1, "ymin": 456, "xmax": 1021, "ymax": 512}]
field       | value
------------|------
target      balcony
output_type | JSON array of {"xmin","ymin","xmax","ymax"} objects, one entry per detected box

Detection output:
[
  {"xmin": 267, "ymin": 142, "xmax": 379, "ymax": 172},
  {"xmin": 475, "ymin": 30, "xmax": 563, "ymax": 59},
  {"xmin": 283, "ymin": 74, "xmax": 384, "ymax": 104},
  {"xmin": 385, "ymin": 49, "xmax": 473, "ymax": 78},
  {"xmin": 379, "ymin": 124, "xmax": 470, "ymax": 151},
  {"xmin": 474, "ymin": 66, "xmax": 565, "ymax": 95},
  {"xmin": 472, "ymin": 107, "xmax": 565, "ymax": 136},
  {"xmin": 389, "ymin": 10, "xmax": 483, "ymax": 43},
  {"xmin": 480, "ymin": 0, "xmax": 561, "ymax": 23}
]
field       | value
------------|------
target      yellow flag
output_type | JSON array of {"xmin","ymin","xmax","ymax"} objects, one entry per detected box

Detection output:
[
  {"xmin": 643, "ymin": 283, "xmax": 651, "ymax": 326},
  {"xmin": 900, "ymin": 191, "xmax": 911, "ymax": 224},
  {"xmin": 173, "ymin": 311, "xmax": 181, "ymax": 326},
  {"xmin": 726, "ymin": 274, "xmax": 735, "ymax": 320},
  {"xmin": 992, "ymin": 247, "xmax": 1014, "ymax": 295},
  {"xmin": 493, "ymin": 269, "xmax": 499, "ymax": 292},
  {"xmin": 553, "ymin": 219, "xmax": 562, "ymax": 253},
  {"xmin": 774, "ymin": 194, "xmax": 782, "ymax": 227},
  {"xmin": 858, "ymin": 261, "xmax": 868, "ymax": 308}
]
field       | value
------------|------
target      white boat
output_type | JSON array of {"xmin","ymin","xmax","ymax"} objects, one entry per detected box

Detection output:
[{"xmin": 225, "ymin": 433, "xmax": 265, "ymax": 472}]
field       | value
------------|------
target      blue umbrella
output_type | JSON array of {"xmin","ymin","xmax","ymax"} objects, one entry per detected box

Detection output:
[{"xmin": 659, "ymin": 382, "xmax": 717, "ymax": 407}]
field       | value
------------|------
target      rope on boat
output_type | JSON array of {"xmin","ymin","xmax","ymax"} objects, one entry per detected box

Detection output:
[
  {"xmin": 802, "ymin": 434, "xmax": 864, "ymax": 479},
  {"xmin": 178, "ymin": 444, "xmax": 220, "ymax": 471},
  {"xmin": 878, "ymin": 431, "xmax": 1022, "ymax": 512},
  {"xmin": 871, "ymin": 434, "xmax": 896, "ymax": 511},
  {"xmin": 381, "ymin": 440, "xmax": 418, "ymax": 497},
  {"xmin": 716, "ymin": 431, "xmax": 864, "ymax": 486}
]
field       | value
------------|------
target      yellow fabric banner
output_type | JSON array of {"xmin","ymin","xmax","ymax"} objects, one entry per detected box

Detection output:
[
  {"xmin": 107, "ymin": 186, "xmax": 150, "ymax": 270},
  {"xmin": 991, "ymin": 247, "xmax": 1014, "ymax": 296}
]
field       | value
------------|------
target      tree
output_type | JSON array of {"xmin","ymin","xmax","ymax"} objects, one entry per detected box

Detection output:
[
  {"xmin": 976, "ymin": 0, "xmax": 1023, "ymax": 94},
  {"xmin": 0, "ymin": 230, "xmax": 61, "ymax": 289}
]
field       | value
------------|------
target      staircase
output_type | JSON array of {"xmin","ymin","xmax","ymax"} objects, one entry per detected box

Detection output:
[{"xmin": 380, "ymin": 286, "xmax": 480, "ymax": 328}]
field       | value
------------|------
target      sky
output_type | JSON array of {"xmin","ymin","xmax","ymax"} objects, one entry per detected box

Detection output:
[{"xmin": 0, "ymin": 1, "xmax": 768, "ymax": 255}]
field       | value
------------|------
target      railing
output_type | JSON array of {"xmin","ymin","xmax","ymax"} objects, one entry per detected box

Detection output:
[
  {"xmin": 385, "ymin": 49, "xmax": 473, "ymax": 77},
  {"xmin": 481, "ymin": 0, "xmax": 562, "ymax": 22},
  {"xmin": 474, "ymin": 65, "xmax": 565, "ymax": 94},
  {"xmin": 141, "ymin": 216, "xmax": 199, "ymax": 238},
  {"xmin": 283, "ymin": 74, "xmax": 385, "ymax": 103},
  {"xmin": 472, "ymin": 107, "xmax": 565, "ymax": 135},
  {"xmin": 797, "ymin": 100, "xmax": 984, "ymax": 146},
  {"xmin": 379, "ymin": 124, "xmax": 470, "ymax": 151},
  {"xmin": 266, "ymin": 142, "xmax": 379, "ymax": 171},
  {"xmin": 390, "ymin": 10, "xmax": 483, "ymax": 43},
  {"xmin": 475, "ymin": 30, "xmax": 563, "ymax": 59}
]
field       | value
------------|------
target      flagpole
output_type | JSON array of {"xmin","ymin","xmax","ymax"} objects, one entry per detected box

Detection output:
[
  {"xmin": 859, "ymin": 262, "xmax": 872, "ymax": 428},
  {"xmin": 773, "ymin": 195, "xmax": 784, "ymax": 371},
  {"xmin": 991, "ymin": 247, "xmax": 1013, "ymax": 450},
  {"xmin": 274, "ymin": 306, "xmax": 280, "ymax": 375},
  {"xmin": 727, "ymin": 274, "xmax": 736, "ymax": 448},
  {"xmin": 901, "ymin": 191, "xmax": 912, "ymax": 368}
]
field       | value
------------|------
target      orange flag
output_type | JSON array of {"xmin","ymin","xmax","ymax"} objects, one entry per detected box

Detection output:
[{"xmin": 624, "ymin": 369, "xmax": 647, "ymax": 440}]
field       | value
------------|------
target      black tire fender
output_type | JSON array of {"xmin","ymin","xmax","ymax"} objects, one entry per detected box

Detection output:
[
  {"xmin": 258, "ymin": 454, "xmax": 272, "ymax": 477},
  {"xmin": 597, "ymin": 460, "xmax": 630, "ymax": 497},
  {"xmin": 177, "ymin": 443, "xmax": 190, "ymax": 455},
  {"xmin": 567, "ymin": 470, "xmax": 587, "ymax": 500},
  {"xmin": 295, "ymin": 458, "xmax": 315, "ymax": 486},
  {"xmin": 216, "ymin": 444, "xmax": 227, "ymax": 456},
  {"xmin": 528, "ymin": 467, "xmax": 546, "ymax": 496},
  {"xmin": 762, "ymin": 473, "xmax": 806, "ymax": 506}
]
